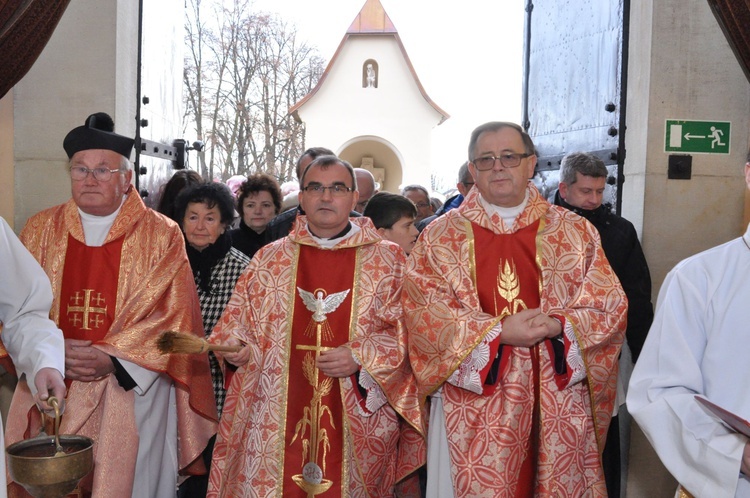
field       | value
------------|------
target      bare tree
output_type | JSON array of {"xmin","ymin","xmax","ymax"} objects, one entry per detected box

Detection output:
[{"xmin": 184, "ymin": 0, "xmax": 323, "ymax": 182}]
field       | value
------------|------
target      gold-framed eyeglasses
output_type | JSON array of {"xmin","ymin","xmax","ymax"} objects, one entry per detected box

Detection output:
[
  {"xmin": 69, "ymin": 166, "xmax": 122, "ymax": 181},
  {"xmin": 302, "ymin": 184, "xmax": 355, "ymax": 197},
  {"xmin": 471, "ymin": 153, "xmax": 531, "ymax": 171}
]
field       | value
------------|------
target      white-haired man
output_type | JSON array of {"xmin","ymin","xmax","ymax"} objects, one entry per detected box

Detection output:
[{"xmin": 6, "ymin": 113, "xmax": 217, "ymax": 497}]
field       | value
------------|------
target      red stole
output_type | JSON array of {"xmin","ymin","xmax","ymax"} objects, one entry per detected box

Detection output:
[
  {"xmin": 471, "ymin": 219, "xmax": 542, "ymax": 498},
  {"xmin": 59, "ymin": 235, "xmax": 123, "ymax": 342},
  {"xmin": 283, "ymin": 244, "xmax": 357, "ymax": 497}
]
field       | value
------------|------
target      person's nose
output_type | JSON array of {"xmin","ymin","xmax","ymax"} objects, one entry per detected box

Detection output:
[
  {"xmin": 83, "ymin": 170, "xmax": 98, "ymax": 185},
  {"xmin": 319, "ymin": 187, "xmax": 334, "ymax": 200},
  {"xmin": 491, "ymin": 157, "xmax": 506, "ymax": 171}
]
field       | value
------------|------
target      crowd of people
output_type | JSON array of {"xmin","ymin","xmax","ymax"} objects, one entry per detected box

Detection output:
[{"xmin": 1, "ymin": 111, "xmax": 748, "ymax": 498}]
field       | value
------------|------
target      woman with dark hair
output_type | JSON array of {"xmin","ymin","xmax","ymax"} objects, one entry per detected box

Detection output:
[
  {"xmin": 173, "ymin": 182, "xmax": 250, "ymax": 497},
  {"xmin": 156, "ymin": 169, "xmax": 204, "ymax": 222},
  {"xmin": 229, "ymin": 173, "xmax": 282, "ymax": 258}
]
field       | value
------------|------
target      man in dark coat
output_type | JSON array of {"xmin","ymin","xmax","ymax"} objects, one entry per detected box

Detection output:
[{"xmin": 553, "ymin": 151, "xmax": 654, "ymax": 498}]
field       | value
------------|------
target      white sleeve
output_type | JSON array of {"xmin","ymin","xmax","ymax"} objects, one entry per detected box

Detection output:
[
  {"xmin": 627, "ymin": 268, "xmax": 745, "ymax": 497},
  {"xmin": 447, "ymin": 322, "xmax": 502, "ymax": 394},
  {"xmin": 0, "ymin": 218, "xmax": 65, "ymax": 396}
]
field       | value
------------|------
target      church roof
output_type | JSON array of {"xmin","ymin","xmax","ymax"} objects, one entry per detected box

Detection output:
[
  {"xmin": 289, "ymin": 0, "xmax": 449, "ymax": 124},
  {"xmin": 346, "ymin": 0, "xmax": 397, "ymax": 34}
]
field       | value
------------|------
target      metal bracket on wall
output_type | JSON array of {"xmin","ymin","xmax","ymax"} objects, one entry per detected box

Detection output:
[
  {"xmin": 136, "ymin": 138, "xmax": 189, "ymax": 174},
  {"xmin": 137, "ymin": 138, "xmax": 178, "ymax": 166}
]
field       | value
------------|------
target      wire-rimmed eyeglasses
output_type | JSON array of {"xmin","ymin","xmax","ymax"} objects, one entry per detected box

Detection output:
[{"xmin": 69, "ymin": 166, "xmax": 123, "ymax": 182}]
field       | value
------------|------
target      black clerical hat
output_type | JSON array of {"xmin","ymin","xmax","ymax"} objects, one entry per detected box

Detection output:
[{"xmin": 63, "ymin": 112, "xmax": 135, "ymax": 159}]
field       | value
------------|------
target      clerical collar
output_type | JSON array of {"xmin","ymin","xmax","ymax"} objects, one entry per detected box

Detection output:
[
  {"xmin": 78, "ymin": 194, "xmax": 127, "ymax": 247},
  {"xmin": 479, "ymin": 190, "xmax": 529, "ymax": 227},
  {"xmin": 308, "ymin": 222, "xmax": 360, "ymax": 249},
  {"xmin": 743, "ymin": 223, "xmax": 750, "ymax": 250}
]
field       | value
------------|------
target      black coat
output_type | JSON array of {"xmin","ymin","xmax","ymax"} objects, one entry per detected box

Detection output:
[{"xmin": 229, "ymin": 220, "xmax": 268, "ymax": 259}]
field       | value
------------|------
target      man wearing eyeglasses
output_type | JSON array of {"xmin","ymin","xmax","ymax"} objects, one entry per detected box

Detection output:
[
  {"xmin": 401, "ymin": 184, "xmax": 435, "ymax": 223},
  {"xmin": 6, "ymin": 113, "xmax": 217, "ymax": 497},
  {"xmin": 402, "ymin": 121, "xmax": 627, "ymax": 497},
  {"xmin": 207, "ymin": 155, "xmax": 423, "ymax": 496}
]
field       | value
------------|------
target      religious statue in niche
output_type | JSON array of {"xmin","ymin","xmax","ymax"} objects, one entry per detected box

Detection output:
[{"xmin": 362, "ymin": 60, "xmax": 378, "ymax": 88}]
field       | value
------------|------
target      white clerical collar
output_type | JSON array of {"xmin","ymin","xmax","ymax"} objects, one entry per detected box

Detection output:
[
  {"xmin": 479, "ymin": 190, "xmax": 529, "ymax": 226},
  {"xmin": 307, "ymin": 222, "xmax": 361, "ymax": 249},
  {"xmin": 77, "ymin": 195, "xmax": 127, "ymax": 247},
  {"xmin": 743, "ymin": 223, "xmax": 750, "ymax": 250}
]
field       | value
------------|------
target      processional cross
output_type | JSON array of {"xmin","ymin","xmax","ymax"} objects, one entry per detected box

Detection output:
[{"xmin": 292, "ymin": 287, "xmax": 350, "ymax": 497}]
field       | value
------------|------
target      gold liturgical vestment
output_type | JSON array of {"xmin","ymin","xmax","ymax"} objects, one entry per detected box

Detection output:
[
  {"xmin": 5, "ymin": 187, "xmax": 217, "ymax": 496},
  {"xmin": 207, "ymin": 216, "xmax": 423, "ymax": 498},
  {"xmin": 403, "ymin": 185, "xmax": 627, "ymax": 497}
]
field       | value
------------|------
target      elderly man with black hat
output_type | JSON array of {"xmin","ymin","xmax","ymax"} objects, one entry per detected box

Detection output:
[{"xmin": 5, "ymin": 113, "xmax": 218, "ymax": 497}]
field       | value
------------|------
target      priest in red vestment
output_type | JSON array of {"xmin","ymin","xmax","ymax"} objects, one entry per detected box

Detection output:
[
  {"xmin": 402, "ymin": 122, "xmax": 627, "ymax": 498},
  {"xmin": 5, "ymin": 113, "xmax": 217, "ymax": 497},
  {"xmin": 207, "ymin": 156, "xmax": 423, "ymax": 497}
]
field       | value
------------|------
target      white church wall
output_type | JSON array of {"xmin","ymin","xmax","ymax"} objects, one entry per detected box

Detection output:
[{"xmin": 298, "ymin": 35, "xmax": 444, "ymax": 188}]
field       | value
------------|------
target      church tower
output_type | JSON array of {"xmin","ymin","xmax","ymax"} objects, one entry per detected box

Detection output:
[{"xmin": 289, "ymin": 0, "xmax": 448, "ymax": 192}]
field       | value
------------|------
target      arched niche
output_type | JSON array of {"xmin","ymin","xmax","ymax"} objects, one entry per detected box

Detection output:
[{"xmin": 362, "ymin": 59, "xmax": 378, "ymax": 88}]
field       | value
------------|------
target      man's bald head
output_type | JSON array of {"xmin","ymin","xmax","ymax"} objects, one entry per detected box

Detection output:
[{"xmin": 354, "ymin": 168, "xmax": 377, "ymax": 213}]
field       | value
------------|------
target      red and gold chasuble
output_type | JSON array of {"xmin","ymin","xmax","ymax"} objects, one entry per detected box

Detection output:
[
  {"xmin": 471, "ymin": 219, "xmax": 543, "ymax": 498},
  {"xmin": 59, "ymin": 235, "xmax": 122, "ymax": 343},
  {"xmin": 284, "ymin": 245, "xmax": 357, "ymax": 497},
  {"xmin": 472, "ymin": 220, "xmax": 542, "ymax": 393}
]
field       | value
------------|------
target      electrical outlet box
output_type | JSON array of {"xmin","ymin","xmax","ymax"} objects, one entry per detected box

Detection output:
[{"xmin": 668, "ymin": 154, "xmax": 692, "ymax": 180}]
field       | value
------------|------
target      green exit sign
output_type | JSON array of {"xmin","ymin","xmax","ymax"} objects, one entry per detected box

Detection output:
[{"xmin": 665, "ymin": 119, "xmax": 731, "ymax": 154}]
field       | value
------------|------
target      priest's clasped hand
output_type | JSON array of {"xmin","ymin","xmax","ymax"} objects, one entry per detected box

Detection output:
[
  {"xmin": 64, "ymin": 338, "xmax": 115, "ymax": 382},
  {"xmin": 222, "ymin": 337, "xmax": 250, "ymax": 366},
  {"xmin": 500, "ymin": 308, "xmax": 563, "ymax": 347},
  {"xmin": 317, "ymin": 346, "xmax": 358, "ymax": 378}
]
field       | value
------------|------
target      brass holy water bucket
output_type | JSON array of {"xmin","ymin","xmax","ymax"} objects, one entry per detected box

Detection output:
[{"xmin": 5, "ymin": 397, "xmax": 94, "ymax": 498}]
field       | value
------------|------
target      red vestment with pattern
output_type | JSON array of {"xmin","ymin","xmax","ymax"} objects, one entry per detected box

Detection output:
[
  {"xmin": 402, "ymin": 184, "xmax": 627, "ymax": 497},
  {"xmin": 5, "ymin": 188, "xmax": 217, "ymax": 496},
  {"xmin": 207, "ymin": 216, "xmax": 423, "ymax": 498}
]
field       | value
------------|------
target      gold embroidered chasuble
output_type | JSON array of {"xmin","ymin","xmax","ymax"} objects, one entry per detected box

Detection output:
[
  {"xmin": 207, "ymin": 216, "xmax": 423, "ymax": 498},
  {"xmin": 5, "ymin": 188, "xmax": 218, "ymax": 495},
  {"xmin": 402, "ymin": 185, "xmax": 627, "ymax": 497}
]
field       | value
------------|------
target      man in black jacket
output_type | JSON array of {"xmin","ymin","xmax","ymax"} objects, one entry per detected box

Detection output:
[{"xmin": 553, "ymin": 151, "xmax": 654, "ymax": 498}]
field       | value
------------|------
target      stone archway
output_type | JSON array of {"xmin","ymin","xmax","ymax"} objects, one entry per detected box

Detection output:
[{"xmin": 337, "ymin": 136, "xmax": 404, "ymax": 193}]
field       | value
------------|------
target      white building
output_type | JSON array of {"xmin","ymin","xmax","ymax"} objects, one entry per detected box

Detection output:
[{"xmin": 289, "ymin": 0, "xmax": 448, "ymax": 193}]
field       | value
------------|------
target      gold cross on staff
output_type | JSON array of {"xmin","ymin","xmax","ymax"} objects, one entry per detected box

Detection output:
[
  {"xmin": 296, "ymin": 322, "xmax": 334, "ymax": 384},
  {"xmin": 67, "ymin": 289, "xmax": 108, "ymax": 331}
]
